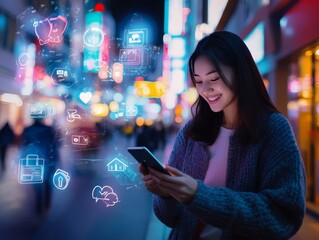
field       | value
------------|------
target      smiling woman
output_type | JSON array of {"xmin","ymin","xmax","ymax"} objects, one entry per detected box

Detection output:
[
  {"xmin": 138, "ymin": 31, "xmax": 306, "ymax": 240},
  {"xmin": 193, "ymin": 59, "xmax": 237, "ymax": 128}
]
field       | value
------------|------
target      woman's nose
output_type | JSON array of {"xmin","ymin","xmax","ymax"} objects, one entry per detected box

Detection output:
[{"xmin": 202, "ymin": 82, "xmax": 214, "ymax": 93}]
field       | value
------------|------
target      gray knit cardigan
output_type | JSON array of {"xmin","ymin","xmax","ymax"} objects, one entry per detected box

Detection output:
[{"xmin": 153, "ymin": 113, "xmax": 306, "ymax": 240}]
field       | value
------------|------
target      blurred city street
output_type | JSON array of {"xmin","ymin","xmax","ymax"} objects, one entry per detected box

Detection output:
[
  {"xmin": 1, "ymin": 0, "xmax": 319, "ymax": 239},
  {"xmin": 0, "ymin": 131, "xmax": 172, "ymax": 240},
  {"xmin": 0, "ymin": 131, "xmax": 319, "ymax": 240}
]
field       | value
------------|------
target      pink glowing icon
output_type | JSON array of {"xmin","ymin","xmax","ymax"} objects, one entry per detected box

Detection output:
[{"xmin": 33, "ymin": 16, "xmax": 68, "ymax": 45}]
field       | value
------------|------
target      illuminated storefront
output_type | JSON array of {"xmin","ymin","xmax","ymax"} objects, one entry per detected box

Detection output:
[
  {"xmin": 276, "ymin": 0, "xmax": 319, "ymax": 204},
  {"xmin": 287, "ymin": 44, "xmax": 319, "ymax": 203},
  {"xmin": 214, "ymin": 0, "xmax": 319, "ymax": 204}
]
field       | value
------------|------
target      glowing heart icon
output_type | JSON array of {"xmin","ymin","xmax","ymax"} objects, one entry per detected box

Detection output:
[{"xmin": 80, "ymin": 92, "xmax": 92, "ymax": 104}]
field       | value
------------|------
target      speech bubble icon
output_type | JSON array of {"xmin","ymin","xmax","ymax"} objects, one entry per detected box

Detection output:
[
  {"xmin": 92, "ymin": 185, "xmax": 113, "ymax": 203},
  {"xmin": 103, "ymin": 192, "xmax": 119, "ymax": 207}
]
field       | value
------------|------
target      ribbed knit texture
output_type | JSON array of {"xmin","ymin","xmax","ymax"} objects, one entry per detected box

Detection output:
[{"xmin": 153, "ymin": 113, "xmax": 306, "ymax": 240}]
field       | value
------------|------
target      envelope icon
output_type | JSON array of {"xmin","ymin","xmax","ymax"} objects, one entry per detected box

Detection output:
[{"xmin": 126, "ymin": 106, "xmax": 137, "ymax": 117}]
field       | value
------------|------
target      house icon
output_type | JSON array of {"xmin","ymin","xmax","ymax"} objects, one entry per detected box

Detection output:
[{"xmin": 107, "ymin": 158, "xmax": 128, "ymax": 172}]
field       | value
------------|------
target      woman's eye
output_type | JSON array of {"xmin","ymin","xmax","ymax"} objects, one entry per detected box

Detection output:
[
  {"xmin": 195, "ymin": 81, "xmax": 202, "ymax": 84},
  {"xmin": 211, "ymin": 78, "xmax": 220, "ymax": 82}
]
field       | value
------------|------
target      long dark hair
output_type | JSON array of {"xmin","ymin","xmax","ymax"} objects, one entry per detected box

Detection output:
[{"xmin": 185, "ymin": 31, "xmax": 279, "ymax": 145}]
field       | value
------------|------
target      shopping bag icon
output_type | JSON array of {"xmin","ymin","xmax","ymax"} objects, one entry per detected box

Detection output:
[{"xmin": 18, "ymin": 154, "xmax": 44, "ymax": 184}]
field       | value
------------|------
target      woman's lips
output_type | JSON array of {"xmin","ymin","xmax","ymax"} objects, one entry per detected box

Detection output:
[{"xmin": 207, "ymin": 94, "xmax": 221, "ymax": 104}]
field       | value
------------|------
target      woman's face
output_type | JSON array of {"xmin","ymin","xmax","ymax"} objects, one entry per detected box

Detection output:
[{"xmin": 193, "ymin": 56, "xmax": 237, "ymax": 115}]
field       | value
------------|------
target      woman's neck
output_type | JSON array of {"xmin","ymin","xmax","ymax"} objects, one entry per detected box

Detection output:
[{"xmin": 222, "ymin": 104, "xmax": 237, "ymax": 129}]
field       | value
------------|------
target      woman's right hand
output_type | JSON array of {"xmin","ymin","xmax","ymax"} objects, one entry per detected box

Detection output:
[{"xmin": 139, "ymin": 164, "xmax": 171, "ymax": 198}]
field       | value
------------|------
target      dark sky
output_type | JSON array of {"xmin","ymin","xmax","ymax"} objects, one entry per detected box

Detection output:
[{"xmin": 107, "ymin": 0, "xmax": 165, "ymax": 45}]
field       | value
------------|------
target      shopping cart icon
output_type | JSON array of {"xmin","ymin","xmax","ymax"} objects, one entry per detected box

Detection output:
[{"xmin": 18, "ymin": 154, "xmax": 44, "ymax": 184}]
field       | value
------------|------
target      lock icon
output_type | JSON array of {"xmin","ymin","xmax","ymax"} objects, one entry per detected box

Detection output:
[{"xmin": 53, "ymin": 169, "xmax": 70, "ymax": 190}]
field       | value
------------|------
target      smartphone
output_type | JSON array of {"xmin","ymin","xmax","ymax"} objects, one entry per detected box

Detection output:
[{"xmin": 127, "ymin": 146, "xmax": 170, "ymax": 175}]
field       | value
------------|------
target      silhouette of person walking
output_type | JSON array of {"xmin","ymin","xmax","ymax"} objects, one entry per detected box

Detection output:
[
  {"xmin": 135, "ymin": 124, "xmax": 159, "ymax": 152},
  {"xmin": 21, "ymin": 118, "xmax": 59, "ymax": 213},
  {"xmin": 0, "ymin": 122, "xmax": 15, "ymax": 173}
]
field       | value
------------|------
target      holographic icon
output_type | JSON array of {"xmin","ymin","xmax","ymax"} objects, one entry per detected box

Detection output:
[
  {"xmin": 119, "ymin": 48, "xmax": 142, "ymax": 66},
  {"xmin": 125, "ymin": 28, "xmax": 148, "ymax": 47},
  {"xmin": 16, "ymin": 53, "xmax": 30, "ymax": 68},
  {"xmin": 51, "ymin": 68, "xmax": 76, "ymax": 87},
  {"xmin": 129, "ymin": 33, "xmax": 141, "ymax": 44},
  {"xmin": 71, "ymin": 135, "xmax": 89, "ymax": 146},
  {"xmin": 92, "ymin": 185, "xmax": 119, "ymax": 207},
  {"xmin": 107, "ymin": 158, "xmax": 128, "ymax": 172},
  {"xmin": 79, "ymin": 91, "xmax": 92, "ymax": 104},
  {"xmin": 56, "ymin": 69, "xmax": 68, "ymax": 79},
  {"xmin": 117, "ymin": 108, "xmax": 125, "ymax": 118},
  {"xmin": 19, "ymin": 154, "xmax": 44, "ymax": 184},
  {"xmin": 29, "ymin": 102, "xmax": 56, "ymax": 118},
  {"xmin": 53, "ymin": 169, "xmax": 70, "ymax": 190},
  {"xmin": 125, "ymin": 106, "xmax": 138, "ymax": 117},
  {"xmin": 49, "ymin": 16, "xmax": 68, "ymax": 43},
  {"xmin": 83, "ymin": 27, "xmax": 104, "ymax": 48},
  {"xmin": 66, "ymin": 109, "xmax": 81, "ymax": 122},
  {"xmin": 33, "ymin": 15, "xmax": 68, "ymax": 45}
]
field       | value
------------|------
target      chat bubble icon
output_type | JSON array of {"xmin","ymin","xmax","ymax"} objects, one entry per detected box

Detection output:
[{"xmin": 92, "ymin": 185, "xmax": 119, "ymax": 207}]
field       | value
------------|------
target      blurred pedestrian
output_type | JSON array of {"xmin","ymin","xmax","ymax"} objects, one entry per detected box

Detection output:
[
  {"xmin": 135, "ymin": 124, "xmax": 159, "ymax": 152},
  {"xmin": 122, "ymin": 122, "xmax": 135, "ymax": 145},
  {"xmin": 139, "ymin": 31, "xmax": 306, "ymax": 239},
  {"xmin": 21, "ymin": 118, "xmax": 60, "ymax": 213},
  {"xmin": 0, "ymin": 122, "xmax": 15, "ymax": 173},
  {"xmin": 154, "ymin": 120, "xmax": 167, "ymax": 150}
]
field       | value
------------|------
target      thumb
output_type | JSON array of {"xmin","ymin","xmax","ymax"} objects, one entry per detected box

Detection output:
[{"xmin": 164, "ymin": 164, "xmax": 184, "ymax": 176}]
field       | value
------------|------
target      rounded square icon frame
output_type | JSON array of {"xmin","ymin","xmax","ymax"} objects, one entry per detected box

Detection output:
[
  {"xmin": 51, "ymin": 68, "xmax": 77, "ymax": 88},
  {"xmin": 124, "ymin": 28, "xmax": 148, "ymax": 48}
]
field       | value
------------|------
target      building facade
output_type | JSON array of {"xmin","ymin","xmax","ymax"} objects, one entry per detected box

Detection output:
[{"xmin": 215, "ymin": 0, "xmax": 319, "ymax": 204}]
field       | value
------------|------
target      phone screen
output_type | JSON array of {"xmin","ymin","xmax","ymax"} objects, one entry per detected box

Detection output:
[{"xmin": 127, "ymin": 146, "xmax": 170, "ymax": 175}]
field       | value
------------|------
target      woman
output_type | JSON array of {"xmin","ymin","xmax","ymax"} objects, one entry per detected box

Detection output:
[{"xmin": 139, "ymin": 31, "xmax": 306, "ymax": 239}]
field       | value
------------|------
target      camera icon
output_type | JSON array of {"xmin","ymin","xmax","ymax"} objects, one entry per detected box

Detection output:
[{"xmin": 71, "ymin": 135, "xmax": 89, "ymax": 146}]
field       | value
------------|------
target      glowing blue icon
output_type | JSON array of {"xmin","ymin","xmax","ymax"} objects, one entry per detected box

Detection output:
[
  {"xmin": 53, "ymin": 169, "xmax": 70, "ymax": 190},
  {"xmin": 125, "ymin": 28, "xmax": 148, "ymax": 47},
  {"xmin": 125, "ymin": 105, "xmax": 138, "ymax": 117},
  {"xmin": 29, "ymin": 102, "xmax": 56, "ymax": 118},
  {"xmin": 107, "ymin": 158, "xmax": 128, "ymax": 172},
  {"xmin": 19, "ymin": 154, "xmax": 44, "ymax": 184},
  {"xmin": 92, "ymin": 185, "xmax": 119, "ymax": 207}
]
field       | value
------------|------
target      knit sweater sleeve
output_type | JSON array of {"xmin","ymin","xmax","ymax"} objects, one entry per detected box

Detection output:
[
  {"xmin": 186, "ymin": 113, "xmax": 306, "ymax": 239},
  {"xmin": 152, "ymin": 122, "xmax": 189, "ymax": 228}
]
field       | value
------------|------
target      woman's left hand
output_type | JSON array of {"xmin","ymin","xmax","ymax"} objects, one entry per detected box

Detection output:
[{"xmin": 149, "ymin": 165, "xmax": 198, "ymax": 203}]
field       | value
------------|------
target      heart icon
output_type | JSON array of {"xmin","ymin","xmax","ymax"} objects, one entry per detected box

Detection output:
[{"xmin": 80, "ymin": 92, "xmax": 92, "ymax": 104}]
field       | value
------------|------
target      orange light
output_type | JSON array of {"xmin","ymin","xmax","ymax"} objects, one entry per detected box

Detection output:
[
  {"xmin": 305, "ymin": 50, "xmax": 312, "ymax": 56},
  {"xmin": 175, "ymin": 104, "xmax": 183, "ymax": 116},
  {"xmin": 136, "ymin": 117, "xmax": 144, "ymax": 126},
  {"xmin": 91, "ymin": 103, "xmax": 109, "ymax": 117},
  {"xmin": 109, "ymin": 101, "xmax": 119, "ymax": 112},
  {"xmin": 145, "ymin": 119, "xmax": 154, "ymax": 126},
  {"xmin": 175, "ymin": 116, "xmax": 183, "ymax": 123},
  {"xmin": 134, "ymin": 81, "xmax": 167, "ymax": 98}
]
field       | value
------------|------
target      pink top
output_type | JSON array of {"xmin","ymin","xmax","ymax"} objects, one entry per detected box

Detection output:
[
  {"xmin": 204, "ymin": 127, "xmax": 234, "ymax": 187},
  {"xmin": 201, "ymin": 127, "xmax": 234, "ymax": 240}
]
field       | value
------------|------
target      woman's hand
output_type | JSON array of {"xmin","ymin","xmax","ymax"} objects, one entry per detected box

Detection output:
[
  {"xmin": 139, "ymin": 164, "xmax": 198, "ymax": 203},
  {"xmin": 139, "ymin": 164, "xmax": 171, "ymax": 198}
]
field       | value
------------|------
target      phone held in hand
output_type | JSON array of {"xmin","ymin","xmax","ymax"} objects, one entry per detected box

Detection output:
[{"xmin": 127, "ymin": 146, "xmax": 170, "ymax": 175}]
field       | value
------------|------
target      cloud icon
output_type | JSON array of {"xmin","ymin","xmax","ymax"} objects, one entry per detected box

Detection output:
[{"xmin": 92, "ymin": 185, "xmax": 119, "ymax": 207}]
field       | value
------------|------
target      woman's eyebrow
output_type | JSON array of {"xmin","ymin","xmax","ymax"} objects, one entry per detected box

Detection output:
[{"xmin": 193, "ymin": 70, "xmax": 218, "ymax": 76}]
